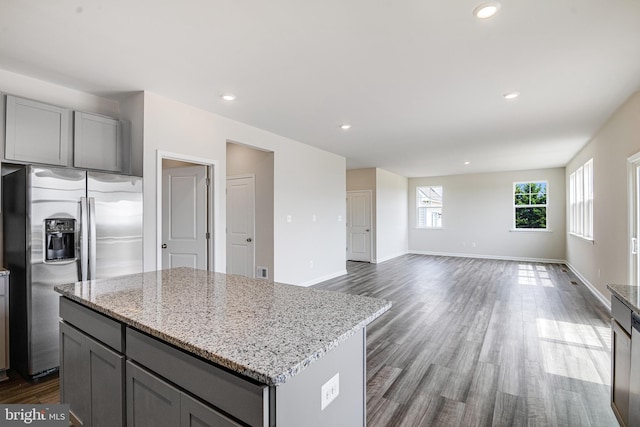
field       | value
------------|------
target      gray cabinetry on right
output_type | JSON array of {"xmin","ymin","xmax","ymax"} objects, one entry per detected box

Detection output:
[
  {"xmin": 74, "ymin": 111, "xmax": 125, "ymax": 173},
  {"xmin": 611, "ymin": 295, "xmax": 632, "ymax": 427},
  {"xmin": 4, "ymin": 95, "xmax": 72, "ymax": 166}
]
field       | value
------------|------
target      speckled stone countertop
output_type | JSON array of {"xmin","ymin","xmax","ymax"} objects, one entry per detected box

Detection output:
[
  {"xmin": 0, "ymin": 269, "xmax": 9, "ymax": 276},
  {"xmin": 55, "ymin": 267, "xmax": 391, "ymax": 386},
  {"xmin": 607, "ymin": 284, "xmax": 640, "ymax": 315}
]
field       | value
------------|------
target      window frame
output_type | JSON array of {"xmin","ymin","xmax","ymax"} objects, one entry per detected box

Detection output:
[
  {"xmin": 569, "ymin": 158, "xmax": 594, "ymax": 240},
  {"xmin": 416, "ymin": 185, "xmax": 443, "ymax": 229},
  {"xmin": 513, "ymin": 181, "xmax": 548, "ymax": 230}
]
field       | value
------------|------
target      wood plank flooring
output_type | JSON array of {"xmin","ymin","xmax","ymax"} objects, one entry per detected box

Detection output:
[
  {"xmin": 0, "ymin": 370, "xmax": 59, "ymax": 404},
  {"xmin": 314, "ymin": 254, "xmax": 617, "ymax": 426}
]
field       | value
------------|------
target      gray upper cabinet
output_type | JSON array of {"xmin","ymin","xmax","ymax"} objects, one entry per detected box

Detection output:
[
  {"xmin": 4, "ymin": 95, "xmax": 72, "ymax": 166},
  {"xmin": 74, "ymin": 111, "xmax": 125, "ymax": 173}
]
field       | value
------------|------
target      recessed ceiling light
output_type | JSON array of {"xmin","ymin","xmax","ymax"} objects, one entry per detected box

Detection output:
[
  {"xmin": 221, "ymin": 94, "xmax": 236, "ymax": 101},
  {"xmin": 503, "ymin": 91, "xmax": 520, "ymax": 100},
  {"xmin": 464, "ymin": 161, "xmax": 471, "ymax": 165},
  {"xmin": 340, "ymin": 124, "xmax": 352, "ymax": 130},
  {"xmin": 473, "ymin": 2, "xmax": 501, "ymax": 19}
]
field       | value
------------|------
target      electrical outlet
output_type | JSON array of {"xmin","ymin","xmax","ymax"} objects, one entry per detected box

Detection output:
[
  {"xmin": 286, "ymin": 215, "xmax": 292, "ymax": 223},
  {"xmin": 321, "ymin": 373, "xmax": 339, "ymax": 410},
  {"xmin": 309, "ymin": 260, "xmax": 314, "ymax": 269},
  {"xmin": 312, "ymin": 214, "xmax": 317, "ymax": 222}
]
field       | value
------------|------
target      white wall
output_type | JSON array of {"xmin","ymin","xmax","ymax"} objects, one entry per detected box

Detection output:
[
  {"xmin": 566, "ymin": 91, "xmax": 640, "ymax": 302},
  {"xmin": 227, "ymin": 142, "xmax": 274, "ymax": 280},
  {"xmin": 375, "ymin": 169, "xmax": 408, "ymax": 262},
  {"xmin": 143, "ymin": 92, "xmax": 346, "ymax": 285},
  {"xmin": 409, "ymin": 168, "xmax": 566, "ymax": 262}
]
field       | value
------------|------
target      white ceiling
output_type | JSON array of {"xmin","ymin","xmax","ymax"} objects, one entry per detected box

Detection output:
[{"xmin": 1, "ymin": 0, "xmax": 640, "ymax": 177}]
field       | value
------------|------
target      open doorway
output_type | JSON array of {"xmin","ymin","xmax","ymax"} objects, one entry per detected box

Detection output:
[
  {"xmin": 226, "ymin": 142, "xmax": 274, "ymax": 279},
  {"xmin": 156, "ymin": 151, "xmax": 216, "ymax": 271}
]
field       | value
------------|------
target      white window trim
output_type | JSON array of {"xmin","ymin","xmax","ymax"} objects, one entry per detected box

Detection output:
[
  {"xmin": 569, "ymin": 158, "xmax": 594, "ymax": 240},
  {"xmin": 513, "ymin": 180, "xmax": 549, "ymax": 231},
  {"xmin": 416, "ymin": 185, "xmax": 443, "ymax": 229}
]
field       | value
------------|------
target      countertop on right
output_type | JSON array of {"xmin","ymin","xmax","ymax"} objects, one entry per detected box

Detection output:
[{"xmin": 608, "ymin": 284, "xmax": 640, "ymax": 315}]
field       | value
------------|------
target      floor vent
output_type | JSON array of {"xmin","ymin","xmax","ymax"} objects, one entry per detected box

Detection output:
[{"xmin": 257, "ymin": 267, "xmax": 268, "ymax": 279}]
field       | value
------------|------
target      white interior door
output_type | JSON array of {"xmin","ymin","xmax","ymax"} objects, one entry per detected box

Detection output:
[
  {"xmin": 162, "ymin": 165, "xmax": 208, "ymax": 269},
  {"xmin": 227, "ymin": 176, "xmax": 255, "ymax": 277},
  {"xmin": 347, "ymin": 190, "xmax": 372, "ymax": 262}
]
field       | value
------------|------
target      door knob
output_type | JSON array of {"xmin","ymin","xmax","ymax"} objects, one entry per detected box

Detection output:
[
  {"xmin": 366, "ymin": 229, "xmax": 370, "ymax": 232},
  {"xmin": 161, "ymin": 243, "xmax": 167, "ymax": 249},
  {"xmin": 246, "ymin": 238, "xmax": 252, "ymax": 243}
]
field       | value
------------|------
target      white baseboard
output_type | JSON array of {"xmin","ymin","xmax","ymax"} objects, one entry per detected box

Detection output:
[
  {"xmin": 408, "ymin": 250, "xmax": 565, "ymax": 264},
  {"xmin": 565, "ymin": 262, "xmax": 611, "ymax": 310},
  {"xmin": 373, "ymin": 251, "xmax": 409, "ymax": 264},
  {"xmin": 298, "ymin": 269, "xmax": 348, "ymax": 287}
]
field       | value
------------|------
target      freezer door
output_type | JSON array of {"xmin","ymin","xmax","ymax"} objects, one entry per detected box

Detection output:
[
  {"xmin": 87, "ymin": 172, "xmax": 143, "ymax": 279},
  {"xmin": 29, "ymin": 167, "xmax": 85, "ymax": 375}
]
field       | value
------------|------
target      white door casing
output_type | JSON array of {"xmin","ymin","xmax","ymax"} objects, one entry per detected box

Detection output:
[
  {"xmin": 628, "ymin": 153, "xmax": 640, "ymax": 286},
  {"xmin": 347, "ymin": 190, "xmax": 372, "ymax": 262},
  {"xmin": 227, "ymin": 175, "xmax": 255, "ymax": 277},
  {"xmin": 162, "ymin": 165, "xmax": 208, "ymax": 269}
]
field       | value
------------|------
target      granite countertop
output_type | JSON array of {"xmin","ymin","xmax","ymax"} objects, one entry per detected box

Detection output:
[
  {"xmin": 55, "ymin": 267, "xmax": 391, "ymax": 386},
  {"xmin": 0, "ymin": 269, "xmax": 9, "ymax": 276},
  {"xmin": 607, "ymin": 284, "xmax": 640, "ymax": 315}
]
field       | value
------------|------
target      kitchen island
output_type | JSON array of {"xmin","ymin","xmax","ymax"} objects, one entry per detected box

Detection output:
[{"xmin": 55, "ymin": 267, "xmax": 391, "ymax": 427}]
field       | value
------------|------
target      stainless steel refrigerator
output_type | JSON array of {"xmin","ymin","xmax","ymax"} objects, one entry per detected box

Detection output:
[{"xmin": 2, "ymin": 165, "xmax": 143, "ymax": 378}]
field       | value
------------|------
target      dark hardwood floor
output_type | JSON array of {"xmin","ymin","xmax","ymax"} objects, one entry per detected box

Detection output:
[
  {"xmin": 0, "ymin": 255, "xmax": 617, "ymax": 426},
  {"xmin": 314, "ymin": 254, "xmax": 617, "ymax": 426},
  {"xmin": 0, "ymin": 370, "xmax": 59, "ymax": 404}
]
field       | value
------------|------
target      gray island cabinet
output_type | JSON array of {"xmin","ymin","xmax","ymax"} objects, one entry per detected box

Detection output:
[{"xmin": 55, "ymin": 268, "xmax": 391, "ymax": 427}]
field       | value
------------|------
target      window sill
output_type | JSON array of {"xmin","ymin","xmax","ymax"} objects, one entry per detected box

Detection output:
[
  {"xmin": 415, "ymin": 227, "xmax": 444, "ymax": 230},
  {"xmin": 509, "ymin": 228, "xmax": 552, "ymax": 233},
  {"xmin": 569, "ymin": 233, "xmax": 594, "ymax": 244}
]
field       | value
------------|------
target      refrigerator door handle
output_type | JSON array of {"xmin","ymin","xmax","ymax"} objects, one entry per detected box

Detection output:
[
  {"xmin": 89, "ymin": 197, "xmax": 97, "ymax": 280},
  {"xmin": 80, "ymin": 197, "xmax": 89, "ymax": 281}
]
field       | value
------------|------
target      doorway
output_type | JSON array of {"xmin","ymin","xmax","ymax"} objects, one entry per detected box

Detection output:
[
  {"xmin": 347, "ymin": 190, "xmax": 372, "ymax": 262},
  {"xmin": 226, "ymin": 142, "xmax": 274, "ymax": 279},
  {"xmin": 156, "ymin": 151, "xmax": 216, "ymax": 271}
]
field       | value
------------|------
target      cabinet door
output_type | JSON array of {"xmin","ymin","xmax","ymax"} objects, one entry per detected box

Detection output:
[
  {"xmin": 127, "ymin": 361, "xmax": 181, "ymax": 427},
  {"xmin": 60, "ymin": 321, "xmax": 90, "ymax": 425},
  {"xmin": 74, "ymin": 111, "xmax": 124, "ymax": 172},
  {"xmin": 88, "ymin": 338, "xmax": 125, "ymax": 427},
  {"xmin": 5, "ymin": 95, "xmax": 72, "ymax": 166},
  {"xmin": 60, "ymin": 321, "xmax": 125, "ymax": 427},
  {"xmin": 612, "ymin": 319, "xmax": 631, "ymax": 427},
  {"xmin": 181, "ymin": 394, "xmax": 242, "ymax": 427}
]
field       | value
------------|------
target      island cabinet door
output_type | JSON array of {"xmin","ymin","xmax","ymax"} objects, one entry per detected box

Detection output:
[
  {"xmin": 126, "ymin": 361, "xmax": 181, "ymax": 427},
  {"xmin": 180, "ymin": 393, "xmax": 243, "ymax": 427},
  {"xmin": 60, "ymin": 321, "xmax": 125, "ymax": 427},
  {"xmin": 60, "ymin": 322, "xmax": 90, "ymax": 424}
]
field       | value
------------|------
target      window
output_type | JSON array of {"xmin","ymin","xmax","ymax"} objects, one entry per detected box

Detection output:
[
  {"xmin": 417, "ymin": 186, "xmax": 442, "ymax": 228},
  {"xmin": 569, "ymin": 159, "xmax": 593, "ymax": 239},
  {"xmin": 514, "ymin": 182, "xmax": 547, "ymax": 229}
]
